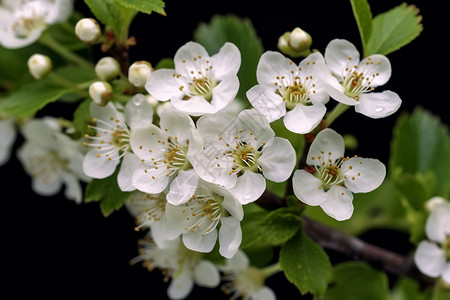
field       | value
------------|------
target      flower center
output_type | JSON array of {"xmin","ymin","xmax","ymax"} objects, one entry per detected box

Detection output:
[
  {"xmin": 130, "ymin": 192, "xmax": 167, "ymax": 231},
  {"xmin": 12, "ymin": 2, "xmax": 47, "ymax": 38},
  {"xmin": 27, "ymin": 150, "xmax": 67, "ymax": 184},
  {"xmin": 164, "ymin": 136, "xmax": 190, "ymax": 171},
  {"xmin": 231, "ymin": 141, "xmax": 262, "ymax": 174},
  {"xmin": 340, "ymin": 58, "xmax": 382, "ymax": 100},
  {"xmin": 222, "ymin": 266, "xmax": 264, "ymax": 299}
]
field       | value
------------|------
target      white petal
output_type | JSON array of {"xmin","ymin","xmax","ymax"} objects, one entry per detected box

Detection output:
[
  {"xmin": 167, "ymin": 270, "xmax": 194, "ymax": 300},
  {"xmin": 283, "ymin": 103, "xmax": 326, "ymax": 134},
  {"xmin": 425, "ymin": 202, "xmax": 450, "ymax": 243},
  {"xmin": 259, "ymin": 137, "xmax": 296, "ymax": 182},
  {"xmin": 146, "ymin": 69, "xmax": 182, "ymax": 100},
  {"xmin": 61, "ymin": 172, "xmax": 82, "ymax": 204},
  {"xmin": 442, "ymin": 263, "xmax": 450, "ymax": 284},
  {"xmin": 46, "ymin": 0, "xmax": 73, "ymax": 23},
  {"xmin": 321, "ymin": 80, "xmax": 359, "ymax": 105},
  {"xmin": 194, "ymin": 260, "xmax": 220, "ymax": 288},
  {"xmin": 130, "ymin": 125, "xmax": 165, "ymax": 161},
  {"xmin": 117, "ymin": 152, "xmax": 140, "ymax": 191},
  {"xmin": 414, "ymin": 241, "xmax": 446, "ymax": 278},
  {"xmin": 171, "ymin": 95, "xmax": 217, "ymax": 116},
  {"xmin": 320, "ymin": 185, "xmax": 354, "ymax": 221},
  {"xmin": 342, "ymin": 157, "xmax": 386, "ymax": 193},
  {"xmin": 324, "ymin": 39, "xmax": 360, "ymax": 82},
  {"xmin": 90, "ymin": 101, "xmax": 124, "ymax": 124},
  {"xmin": 124, "ymin": 94, "xmax": 154, "ymax": 129},
  {"xmin": 355, "ymin": 91, "xmax": 402, "ymax": 119},
  {"xmin": 219, "ymin": 216, "xmax": 242, "ymax": 259},
  {"xmin": 82, "ymin": 149, "xmax": 119, "ymax": 178},
  {"xmin": 196, "ymin": 110, "xmax": 235, "ymax": 143},
  {"xmin": 132, "ymin": 165, "xmax": 169, "ymax": 194},
  {"xmin": 257, "ymin": 51, "xmax": 292, "ymax": 89},
  {"xmin": 292, "ymin": 170, "xmax": 327, "ymax": 206},
  {"xmin": 159, "ymin": 109, "xmax": 195, "ymax": 143},
  {"xmin": 359, "ymin": 55, "xmax": 391, "ymax": 86},
  {"xmin": 252, "ymin": 286, "xmax": 277, "ymax": 300},
  {"xmin": 230, "ymin": 171, "xmax": 266, "ymax": 204},
  {"xmin": 220, "ymin": 250, "xmax": 249, "ymax": 272},
  {"xmin": 174, "ymin": 41, "xmax": 209, "ymax": 76},
  {"xmin": 210, "ymin": 42, "xmax": 241, "ymax": 79},
  {"xmin": 236, "ymin": 109, "xmax": 275, "ymax": 143},
  {"xmin": 218, "ymin": 185, "xmax": 244, "ymax": 220},
  {"xmin": 167, "ymin": 169, "xmax": 199, "ymax": 205},
  {"xmin": 307, "ymin": 128, "xmax": 345, "ymax": 165},
  {"xmin": 21, "ymin": 119, "xmax": 56, "ymax": 149},
  {"xmin": 0, "ymin": 118, "xmax": 16, "ymax": 165},
  {"xmin": 182, "ymin": 229, "xmax": 218, "ymax": 253},
  {"xmin": 210, "ymin": 74, "xmax": 239, "ymax": 112},
  {"xmin": 246, "ymin": 85, "xmax": 285, "ymax": 123}
]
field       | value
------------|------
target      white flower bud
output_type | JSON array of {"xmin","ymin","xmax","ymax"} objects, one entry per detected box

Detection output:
[
  {"xmin": 75, "ymin": 18, "xmax": 101, "ymax": 45},
  {"xmin": 156, "ymin": 101, "xmax": 174, "ymax": 117},
  {"xmin": 277, "ymin": 27, "xmax": 312, "ymax": 58},
  {"xmin": 27, "ymin": 54, "xmax": 52, "ymax": 80},
  {"xmin": 128, "ymin": 61, "xmax": 153, "ymax": 88},
  {"xmin": 89, "ymin": 81, "xmax": 112, "ymax": 106},
  {"xmin": 425, "ymin": 196, "xmax": 447, "ymax": 212},
  {"xmin": 145, "ymin": 94, "xmax": 159, "ymax": 108},
  {"xmin": 95, "ymin": 57, "xmax": 120, "ymax": 81}
]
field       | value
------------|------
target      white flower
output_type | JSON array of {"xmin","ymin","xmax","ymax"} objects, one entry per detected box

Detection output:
[
  {"xmin": 319, "ymin": 39, "xmax": 402, "ymax": 118},
  {"xmin": 146, "ymin": 41, "xmax": 241, "ymax": 116},
  {"xmin": 74, "ymin": 18, "xmax": 101, "ymax": 45},
  {"xmin": 0, "ymin": 118, "xmax": 17, "ymax": 166},
  {"xmin": 219, "ymin": 250, "xmax": 276, "ymax": 300},
  {"xmin": 292, "ymin": 128, "xmax": 386, "ymax": 221},
  {"xmin": 247, "ymin": 51, "xmax": 329, "ymax": 134},
  {"xmin": 17, "ymin": 117, "xmax": 89, "ymax": 203},
  {"xmin": 193, "ymin": 109, "xmax": 296, "ymax": 204},
  {"xmin": 131, "ymin": 236, "xmax": 220, "ymax": 300},
  {"xmin": 95, "ymin": 56, "xmax": 120, "ymax": 81},
  {"xmin": 130, "ymin": 108, "xmax": 203, "ymax": 196},
  {"xmin": 0, "ymin": 0, "xmax": 73, "ymax": 49},
  {"xmin": 27, "ymin": 53, "xmax": 52, "ymax": 79},
  {"xmin": 165, "ymin": 179, "xmax": 243, "ymax": 258},
  {"xmin": 414, "ymin": 201, "xmax": 450, "ymax": 284},
  {"xmin": 82, "ymin": 94, "xmax": 154, "ymax": 191},
  {"xmin": 128, "ymin": 61, "xmax": 153, "ymax": 88},
  {"xmin": 125, "ymin": 190, "xmax": 179, "ymax": 248}
]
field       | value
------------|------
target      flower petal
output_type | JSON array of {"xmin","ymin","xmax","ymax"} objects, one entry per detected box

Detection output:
[
  {"xmin": 167, "ymin": 169, "xmax": 199, "ymax": 205},
  {"xmin": 283, "ymin": 102, "xmax": 326, "ymax": 134},
  {"xmin": 124, "ymin": 94, "xmax": 154, "ymax": 129},
  {"xmin": 210, "ymin": 42, "xmax": 241, "ymax": 79},
  {"xmin": 257, "ymin": 51, "xmax": 293, "ymax": 89},
  {"xmin": 194, "ymin": 260, "xmax": 221, "ymax": 288},
  {"xmin": 230, "ymin": 171, "xmax": 266, "ymax": 204},
  {"xmin": 425, "ymin": 202, "xmax": 450, "ymax": 243},
  {"xmin": 61, "ymin": 172, "xmax": 82, "ymax": 204},
  {"xmin": 146, "ymin": 68, "xmax": 183, "ymax": 100},
  {"xmin": 219, "ymin": 216, "xmax": 242, "ymax": 258},
  {"xmin": 82, "ymin": 149, "xmax": 119, "ymax": 178},
  {"xmin": 359, "ymin": 54, "xmax": 391, "ymax": 87},
  {"xmin": 174, "ymin": 41, "xmax": 209, "ymax": 76},
  {"xmin": 171, "ymin": 95, "xmax": 217, "ymax": 116},
  {"xmin": 132, "ymin": 164, "xmax": 169, "ymax": 194},
  {"xmin": 355, "ymin": 91, "xmax": 402, "ymax": 119},
  {"xmin": 130, "ymin": 125, "xmax": 165, "ymax": 161},
  {"xmin": 292, "ymin": 170, "xmax": 327, "ymax": 206},
  {"xmin": 342, "ymin": 157, "xmax": 386, "ymax": 193},
  {"xmin": 320, "ymin": 185, "xmax": 354, "ymax": 221},
  {"xmin": 442, "ymin": 263, "xmax": 450, "ymax": 285},
  {"xmin": 117, "ymin": 152, "xmax": 140, "ymax": 191},
  {"xmin": 210, "ymin": 74, "xmax": 239, "ymax": 113},
  {"xmin": 414, "ymin": 241, "xmax": 446, "ymax": 278},
  {"xmin": 252, "ymin": 286, "xmax": 277, "ymax": 300},
  {"xmin": 196, "ymin": 110, "xmax": 236, "ymax": 144},
  {"xmin": 167, "ymin": 269, "xmax": 194, "ymax": 300},
  {"xmin": 259, "ymin": 137, "xmax": 296, "ymax": 182},
  {"xmin": 307, "ymin": 128, "xmax": 345, "ymax": 165},
  {"xmin": 247, "ymin": 85, "xmax": 285, "ymax": 123},
  {"xmin": 160, "ymin": 108, "xmax": 195, "ymax": 143},
  {"xmin": 182, "ymin": 228, "xmax": 218, "ymax": 253},
  {"xmin": 324, "ymin": 39, "xmax": 360, "ymax": 83}
]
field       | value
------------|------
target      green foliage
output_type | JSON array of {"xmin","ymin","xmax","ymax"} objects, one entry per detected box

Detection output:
[
  {"xmin": 0, "ymin": 66, "xmax": 95, "ymax": 118},
  {"xmin": 73, "ymin": 98, "xmax": 93, "ymax": 137},
  {"xmin": 84, "ymin": 167, "xmax": 132, "ymax": 216},
  {"xmin": 194, "ymin": 15, "xmax": 263, "ymax": 104},
  {"xmin": 114, "ymin": 0, "xmax": 166, "ymax": 16},
  {"xmin": 350, "ymin": 0, "xmax": 373, "ymax": 52},
  {"xmin": 365, "ymin": 3, "xmax": 423, "ymax": 56},
  {"xmin": 324, "ymin": 262, "xmax": 389, "ymax": 300},
  {"xmin": 391, "ymin": 277, "xmax": 430, "ymax": 300},
  {"xmin": 280, "ymin": 230, "xmax": 332, "ymax": 295}
]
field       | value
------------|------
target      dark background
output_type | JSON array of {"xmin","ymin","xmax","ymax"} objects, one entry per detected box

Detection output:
[{"xmin": 1, "ymin": 0, "xmax": 448, "ymax": 298}]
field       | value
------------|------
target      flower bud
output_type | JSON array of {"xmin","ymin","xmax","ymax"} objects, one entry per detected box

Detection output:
[
  {"xmin": 425, "ymin": 196, "xmax": 447, "ymax": 212},
  {"xmin": 278, "ymin": 27, "xmax": 312, "ymax": 58},
  {"xmin": 75, "ymin": 18, "xmax": 101, "ymax": 45},
  {"xmin": 95, "ymin": 57, "xmax": 121, "ymax": 81},
  {"xmin": 27, "ymin": 54, "xmax": 52, "ymax": 80},
  {"xmin": 89, "ymin": 81, "xmax": 112, "ymax": 106},
  {"xmin": 128, "ymin": 61, "xmax": 153, "ymax": 88}
]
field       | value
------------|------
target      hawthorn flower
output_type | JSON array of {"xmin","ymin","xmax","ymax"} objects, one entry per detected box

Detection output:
[
  {"xmin": 165, "ymin": 178, "xmax": 243, "ymax": 258},
  {"xmin": 219, "ymin": 250, "xmax": 276, "ymax": 300},
  {"xmin": 319, "ymin": 39, "xmax": 401, "ymax": 118},
  {"xmin": 0, "ymin": 118, "xmax": 17, "ymax": 166},
  {"xmin": 247, "ymin": 51, "xmax": 329, "ymax": 134},
  {"xmin": 193, "ymin": 109, "xmax": 296, "ymax": 204},
  {"xmin": 0, "ymin": 0, "xmax": 73, "ymax": 49},
  {"xmin": 414, "ymin": 201, "xmax": 450, "ymax": 284},
  {"xmin": 292, "ymin": 128, "xmax": 386, "ymax": 221},
  {"xmin": 17, "ymin": 117, "xmax": 89, "ymax": 203},
  {"xmin": 131, "ymin": 236, "xmax": 220, "ymax": 300},
  {"xmin": 146, "ymin": 41, "xmax": 241, "ymax": 116},
  {"xmin": 82, "ymin": 94, "xmax": 154, "ymax": 191},
  {"xmin": 130, "ymin": 108, "xmax": 203, "ymax": 195}
]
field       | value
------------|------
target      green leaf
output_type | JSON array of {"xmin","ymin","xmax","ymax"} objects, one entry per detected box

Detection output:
[
  {"xmin": 84, "ymin": 167, "xmax": 132, "ymax": 217},
  {"xmin": 114, "ymin": 0, "xmax": 166, "ymax": 16},
  {"xmin": 155, "ymin": 58, "xmax": 175, "ymax": 69},
  {"xmin": 0, "ymin": 66, "xmax": 96, "ymax": 118},
  {"xmin": 390, "ymin": 108, "xmax": 450, "ymax": 198},
  {"xmin": 391, "ymin": 277, "xmax": 430, "ymax": 300},
  {"xmin": 241, "ymin": 207, "xmax": 302, "ymax": 248},
  {"xmin": 194, "ymin": 15, "xmax": 263, "ymax": 105},
  {"xmin": 350, "ymin": 0, "xmax": 373, "ymax": 53},
  {"xmin": 73, "ymin": 98, "xmax": 93, "ymax": 137},
  {"xmin": 365, "ymin": 3, "xmax": 423, "ymax": 56},
  {"xmin": 280, "ymin": 230, "xmax": 332, "ymax": 295},
  {"xmin": 84, "ymin": 0, "xmax": 117, "ymax": 27},
  {"xmin": 324, "ymin": 262, "xmax": 389, "ymax": 300}
]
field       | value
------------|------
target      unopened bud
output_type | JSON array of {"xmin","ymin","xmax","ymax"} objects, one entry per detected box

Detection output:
[
  {"xmin": 89, "ymin": 81, "xmax": 112, "ymax": 106},
  {"xmin": 75, "ymin": 18, "xmax": 101, "ymax": 45},
  {"xmin": 128, "ymin": 61, "xmax": 153, "ymax": 88},
  {"xmin": 95, "ymin": 57, "xmax": 120, "ymax": 81},
  {"xmin": 27, "ymin": 54, "xmax": 52, "ymax": 80},
  {"xmin": 278, "ymin": 27, "xmax": 312, "ymax": 58},
  {"xmin": 425, "ymin": 196, "xmax": 447, "ymax": 212}
]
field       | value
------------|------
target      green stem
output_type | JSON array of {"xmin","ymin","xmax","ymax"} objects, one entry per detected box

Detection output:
[
  {"xmin": 39, "ymin": 32, "xmax": 94, "ymax": 69},
  {"xmin": 431, "ymin": 279, "xmax": 443, "ymax": 300},
  {"xmin": 49, "ymin": 72, "xmax": 89, "ymax": 97},
  {"xmin": 325, "ymin": 103, "xmax": 349, "ymax": 127},
  {"xmin": 260, "ymin": 262, "xmax": 281, "ymax": 279}
]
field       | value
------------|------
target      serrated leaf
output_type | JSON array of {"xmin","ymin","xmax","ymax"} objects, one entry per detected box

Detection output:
[
  {"xmin": 350, "ymin": 0, "xmax": 373, "ymax": 53},
  {"xmin": 365, "ymin": 3, "xmax": 422, "ymax": 56},
  {"xmin": 280, "ymin": 230, "xmax": 332, "ymax": 295},
  {"xmin": 324, "ymin": 262, "xmax": 389, "ymax": 300},
  {"xmin": 114, "ymin": 0, "xmax": 166, "ymax": 16},
  {"xmin": 84, "ymin": 167, "xmax": 132, "ymax": 216},
  {"xmin": 390, "ymin": 108, "xmax": 450, "ymax": 197},
  {"xmin": 84, "ymin": 0, "xmax": 117, "ymax": 27},
  {"xmin": 194, "ymin": 15, "xmax": 263, "ymax": 104},
  {"xmin": 0, "ymin": 66, "xmax": 95, "ymax": 118}
]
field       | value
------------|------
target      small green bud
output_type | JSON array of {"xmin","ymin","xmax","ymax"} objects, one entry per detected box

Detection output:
[
  {"xmin": 343, "ymin": 134, "xmax": 358, "ymax": 150},
  {"xmin": 95, "ymin": 57, "xmax": 121, "ymax": 81},
  {"xmin": 75, "ymin": 18, "xmax": 101, "ymax": 45},
  {"xmin": 27, "ymin": 54, "xmax": 52, "ymax": 80},
  {"xmin": 128, "ymin": 61, "xmax": 153, "ymax": 88},
  {"xmin": 89, "ymin": 81, "xmax": 112, "ymax": 106},
  {"xmin": 278, "ymin": 27, "xmax": 312, "ymax": 58}
]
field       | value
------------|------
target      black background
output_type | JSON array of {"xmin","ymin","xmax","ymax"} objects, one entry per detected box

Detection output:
[{"xmin": 1, "ymin": 0, "xmax": 449, "ymax": 298}]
